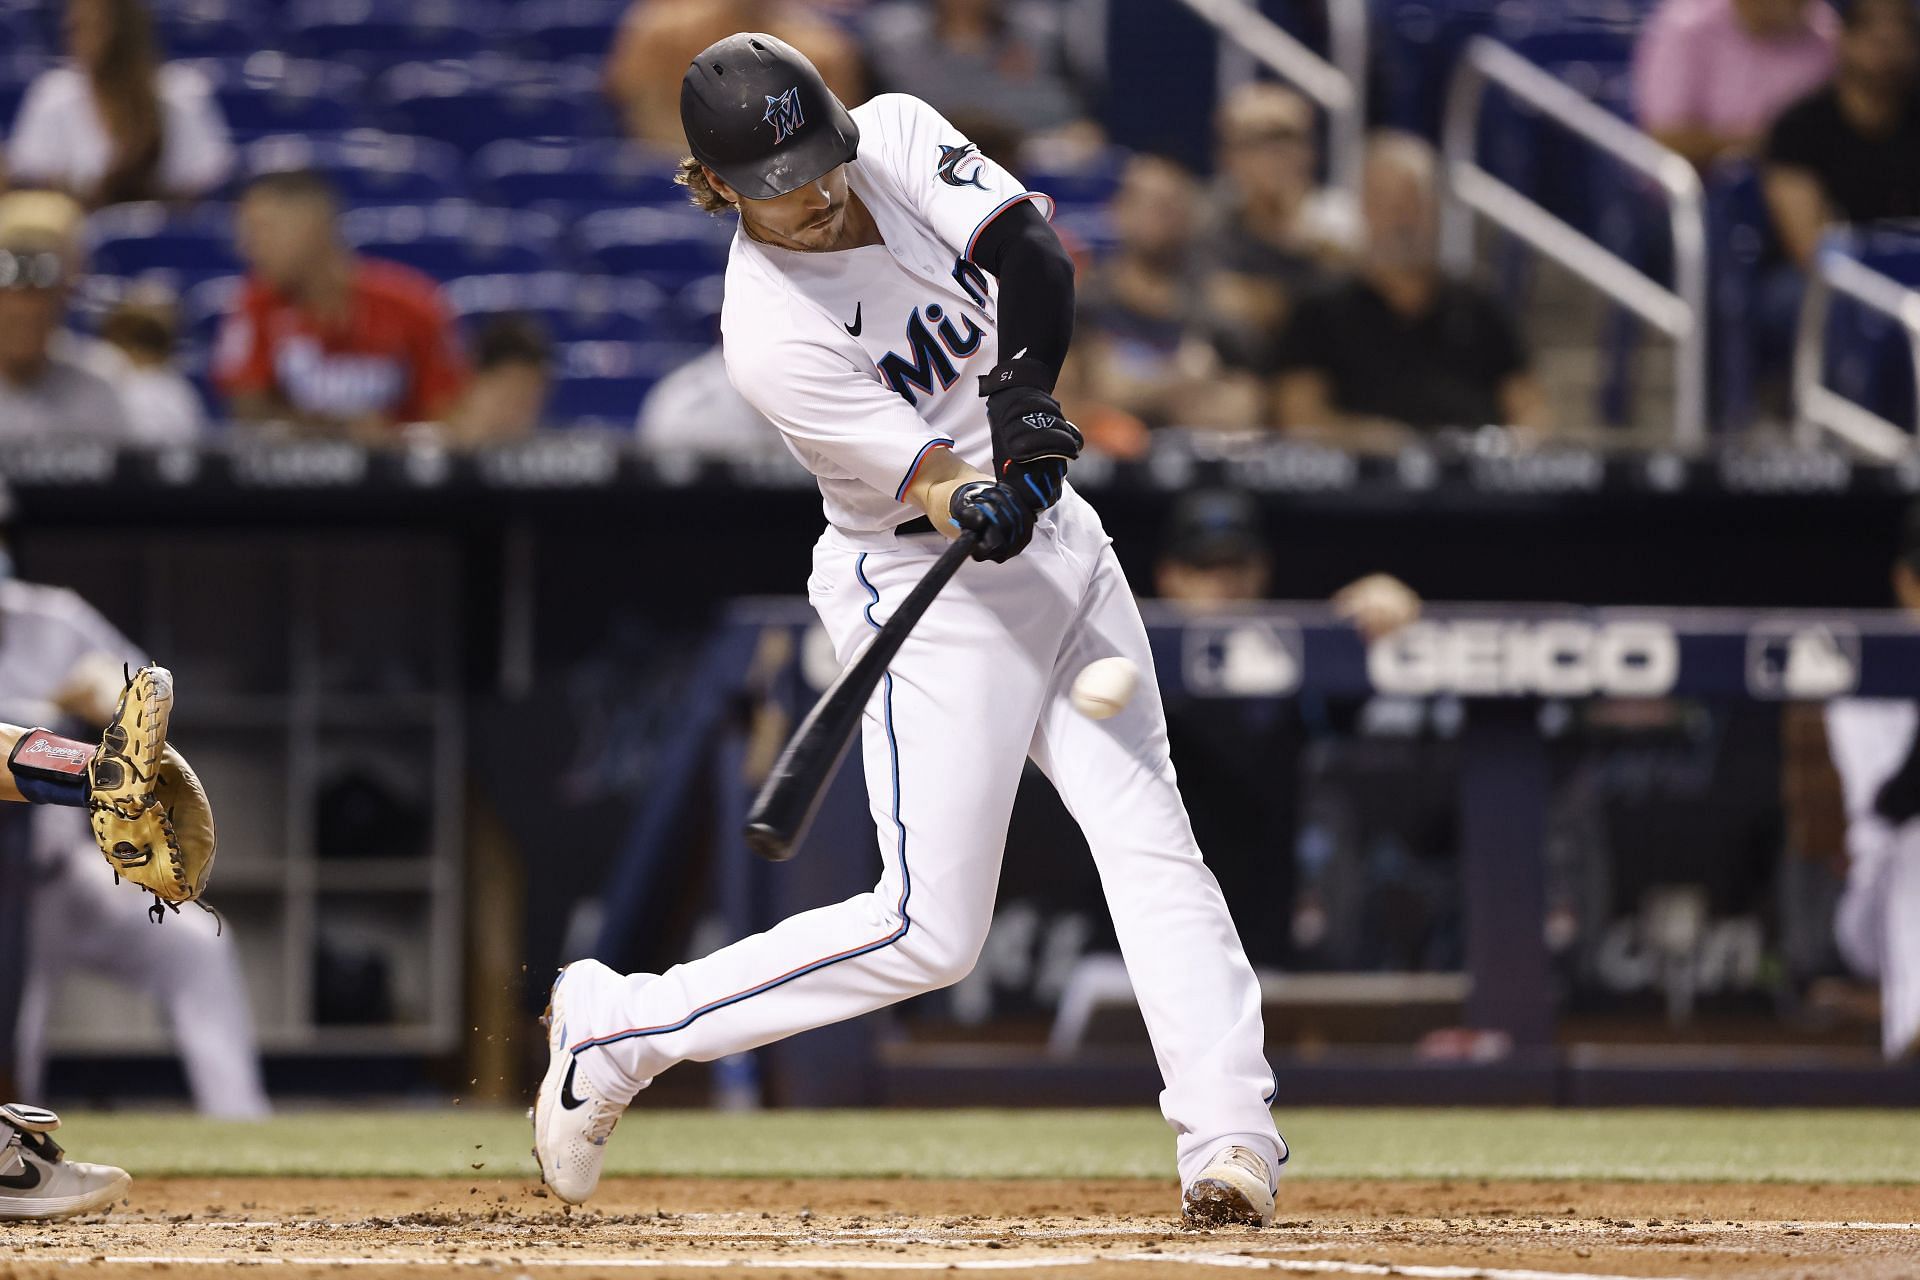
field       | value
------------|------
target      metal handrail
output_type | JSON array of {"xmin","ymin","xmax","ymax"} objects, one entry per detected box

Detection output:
[
  {"xmin": 1793, "ymin": 245, "xmax": 1920, "ymax": 460},
  {"xmin": 1174, "ymin": 0, "xmax": 1367, "ymax": 203},
  {"xmin": 1439, "ymin": 36, "xmax": 1708, "ymax": 447}
]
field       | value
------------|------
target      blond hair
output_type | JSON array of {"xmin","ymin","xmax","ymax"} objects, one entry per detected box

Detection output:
[{"xmin": 677, "ymin": 157, "xmax": 736, "ymax": 216}]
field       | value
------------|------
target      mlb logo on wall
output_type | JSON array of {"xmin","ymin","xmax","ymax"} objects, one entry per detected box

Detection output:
[
  {"xmin": 1183, "ymin": 620, "xmax": 1303, "ymax": 696},
  {"xmin": 764, "ymin": 89, "xmax": 805, "ymax": 144},
  {"xmin": 1746, "ymin": 621, "xmax": 1860, "ymax": 699}
]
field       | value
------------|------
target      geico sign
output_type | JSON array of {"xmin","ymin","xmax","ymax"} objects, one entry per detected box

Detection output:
[{"xmin": 1369, "ymin": 620, "xmax": 1678, "ymax": 697}]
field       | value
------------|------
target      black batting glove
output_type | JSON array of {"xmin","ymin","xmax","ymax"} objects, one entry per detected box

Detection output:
[
  {"xmin": 981, "ymin": 357, "xmax": 1082, "ymax": 512},
  {"xmin": 948, "ymin": 480, "xmax": 1036, "ymax": 564}
]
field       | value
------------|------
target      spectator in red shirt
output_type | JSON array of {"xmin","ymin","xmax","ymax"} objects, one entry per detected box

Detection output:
[{"xmin": 214, "ymin": 170, "xmax": 468, "ymax": 438}]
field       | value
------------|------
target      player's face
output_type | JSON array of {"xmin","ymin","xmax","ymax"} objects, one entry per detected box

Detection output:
[{"xmin": 733, "ymin": 166, "xmax": 854, "ymax": 252}]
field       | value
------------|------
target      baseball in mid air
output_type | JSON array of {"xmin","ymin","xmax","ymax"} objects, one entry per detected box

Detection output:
[{"xmin": 1070, "ymin": 657, "xmax": 1140, "ymax": 720}]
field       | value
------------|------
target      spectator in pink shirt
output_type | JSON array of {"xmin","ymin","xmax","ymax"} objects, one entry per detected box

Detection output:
[{"xmin": 1632, "ymin": 0, "xmax": 1839, "ymax": 170}]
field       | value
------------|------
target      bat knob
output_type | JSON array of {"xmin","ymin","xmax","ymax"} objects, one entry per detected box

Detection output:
[{"xmin": 744, "ymin": 823, "xmax": 796, "ymax": 862}]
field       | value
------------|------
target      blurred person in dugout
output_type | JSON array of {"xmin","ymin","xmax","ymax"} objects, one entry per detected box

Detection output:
[
  {"xmin": 1197, "ymin": 84, "xmax": 1353, "ymax": 390},
  {"xmin": 603, "ymin": 0, "xmax": 863, "ymax": 147},
  {"xmin": 1154, "ymin": 490, "xmax": 1421, "ymax": 968},
  {"xmin": 1056, "ymin": 155, "xmax": 1266, "ymax": 448},
  {"xmin": 0, "ymin": 488, "xmax": 268, "ymax": 1116},
  {"xmin": 3, "ymin": 0, "xmax": 233, "ymax": 206},
  {"xmin": 0, "ymin": 191, "xmax": 133, "ymax": 440},
  {"xmin": 216, "ymin": 170, "xmax": 470, "ymax": 439},
  {"xmin": 1272, "ymin": 133, "xmax": 1546, "ymax": 448},
  {"xmin": 1632, "ymin": 0, "xmax": 1837, "ymax": 171},
  {"xmin": 1818, "ymin": 503, "xmax": 1920, "ymax": 1060}
]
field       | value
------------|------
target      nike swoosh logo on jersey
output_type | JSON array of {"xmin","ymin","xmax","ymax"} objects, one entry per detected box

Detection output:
[
  {"xmin": 560, "ymin": 1060, "xmax": 588, "ymax": 1110},
  {"xmin": 844, "ymin": 303, "xmax": 862, "ymax": 337}
]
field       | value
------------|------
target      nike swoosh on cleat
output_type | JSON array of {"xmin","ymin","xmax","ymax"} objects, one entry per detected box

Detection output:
[
  {"xmin": 844, "ymin": 303, "xmax": 862, "ymax": 337},
  {"xmin": 0, "ymin": 1163, "xmax": 42, "ymax": 1191},
  {"xmin": 560, "ymin": 1060, "xmax": 588, "ymax": 1111}
]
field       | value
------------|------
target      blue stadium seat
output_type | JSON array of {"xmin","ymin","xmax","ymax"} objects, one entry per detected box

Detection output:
[
  {"xmin": 547, "ymin": 340, "xmax": 705, "ymax": 429},
  {"xmin": 575, "ymin": 207, "xmax": 733, "ymax": 287},
  {"xmin": 379, "ymin": 58, "xmax": 599, "ymax": 156},
  {"xmin": 473, "ymin": 138, "xmax": 685, "ymax": 215},
  {"xmin": 84, "ymin": 203, "xmax": 242, "ymax": 281},
  {"xmin": 1025, "ymin": 147, "xmax": 1129, "ymax": 209},
  {"xmin": 179, "ymin": 272, "xmax": 246, "ymax": 351},
  {"xmin": 244, "ymin": 130, "xmax": 466, "ymax": 203},
  {"xmin": 285, "ymin": 0, "xmax": 501, "ymax": 70},
  {"xmin": 445, "ymin": 271, "xmax": 672, "ymax": 344},
  {"xmin": 339, "ymin": 201, "xmax": 562, "ymax": 280},
  {"xmin": 150, "ymin": 0, "xmax": 269, "ymax": 58},
  {"xmin": 510, "ymin": 0, "xmax": 628, "ymax": 60},
  {"xmin": 180, "ymin": 54, "xmax": 367, "ymax": 138}
]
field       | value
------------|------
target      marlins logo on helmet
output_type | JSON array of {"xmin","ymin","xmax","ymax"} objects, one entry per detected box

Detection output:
[
  {"xmin": 764, "ymin": 88, "xmax": 805, "ymax": 144},
  {"xmin": 936, "ymin": 143, "xmax": 988, "ymax": 190}
]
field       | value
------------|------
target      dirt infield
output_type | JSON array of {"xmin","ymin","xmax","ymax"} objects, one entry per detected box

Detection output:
[{"xmin": 2, "ymin": 1176, "xmax": 1917, "ymax": 1279}]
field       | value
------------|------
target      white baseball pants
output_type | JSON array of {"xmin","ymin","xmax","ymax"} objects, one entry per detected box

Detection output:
[{"xmin": 565, "ymin": 490, "xmax": 1281, "ymax": 1184}]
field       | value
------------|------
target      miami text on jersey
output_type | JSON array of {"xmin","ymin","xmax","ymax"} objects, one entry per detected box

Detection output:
[{"xmin": 878, "ymin": 302, "xmax": 984, "ymax": 406}]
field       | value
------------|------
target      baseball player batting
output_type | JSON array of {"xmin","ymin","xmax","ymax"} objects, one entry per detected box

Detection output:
[{"xmin": 533, "ymin": 34, "xmax": 1286, "ymax": 1227}]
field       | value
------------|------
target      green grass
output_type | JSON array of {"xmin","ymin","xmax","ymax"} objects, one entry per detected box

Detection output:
[{"xmin": 46, "ymin": 1108, "xmax": 1920, "ymax": 1183}]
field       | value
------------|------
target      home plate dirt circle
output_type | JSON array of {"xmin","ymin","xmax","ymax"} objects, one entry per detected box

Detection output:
[{"xmin": 1, "ymin": 1178, "xmax": 1915, "ymax": 1279}]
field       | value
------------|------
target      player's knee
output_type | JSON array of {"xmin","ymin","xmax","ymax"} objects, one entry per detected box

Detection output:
[{"xmin": 896, "ymin": 924, "xmax": 985, "ymax": 991}]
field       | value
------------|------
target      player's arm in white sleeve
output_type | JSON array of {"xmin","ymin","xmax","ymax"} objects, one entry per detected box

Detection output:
[
  {"xmin": 725, "ymin": 331, "xmax": 988, "ymax": 524},
  {"xmin": 869, "ymin": 94, "xmax": 1082, "ymax": 506}
]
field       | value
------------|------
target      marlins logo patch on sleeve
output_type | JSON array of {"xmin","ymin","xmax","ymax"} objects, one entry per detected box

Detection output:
[{"xmin": 936, "ymin": 143, "xmax": 988, "ymax": 190}]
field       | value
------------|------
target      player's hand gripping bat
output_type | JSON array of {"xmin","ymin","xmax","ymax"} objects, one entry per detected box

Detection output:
[{"xmin": 745, "ymin": 528, "xmax": 979, "ymax": 860}]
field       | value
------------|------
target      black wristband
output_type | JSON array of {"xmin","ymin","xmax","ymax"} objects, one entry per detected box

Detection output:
[{"xmin": 978, "ymin": 356, "xmax": 1057, "ymax": 398}]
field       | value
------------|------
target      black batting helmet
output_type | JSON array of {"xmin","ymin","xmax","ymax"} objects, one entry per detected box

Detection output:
[{"xmin": 680, "ymin": 33, "xmax": 860, "ymax": 202}]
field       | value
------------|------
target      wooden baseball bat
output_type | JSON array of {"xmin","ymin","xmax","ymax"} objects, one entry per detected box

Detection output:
[{"xmin": 744, "ymin": 528, "xmax": 979, "ymax": 861}]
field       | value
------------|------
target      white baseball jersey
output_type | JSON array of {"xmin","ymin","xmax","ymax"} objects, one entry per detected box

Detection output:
[{"xmin": 721, "ymin": 93, "xmax": 1055, "ymax": 533}]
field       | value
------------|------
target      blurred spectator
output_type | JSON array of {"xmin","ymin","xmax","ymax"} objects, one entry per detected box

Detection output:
[
  {"xmin": 0, "ymin": 191, "xmax": 131, "ymax": 441},
  {"xmin": 1059, "ymin": 154, "xmax": 1265, "ymax": 433},
  {"xmin": 863, "ymin": 0, "xmax": 1089, "ymax": 142},
  {"xmin": 215, "ymin": 170, "xmax": 469, "ymax": 439},
  {"xmin": 1632, "ymin": 0, "xmax": 1838, "ymax": 171},
  {"xmin": 1273, "ymin": 133, "xmax": 1545, "ymax": 447},
  {"xmin": 1824, "ymin": 501, "xmax": 1920, "ymax": 1059},
  {"xmin": 1763, "ymin": 0, "xmax": 1920, "ymax": 268},
  {"xmin": 1199, "ymin": 83, "xmax": 1353, "ymax": 391},
  {"xmin": 446, "ymin": 317, "xmax": 553, "ymax": 446},
  {"xmin": 73, "ymin": 287, "xmax": 206, "ymax": 445},
  {"xmin": 605, "ymin": 1, "xmax": 865, "ymax": 147},
  {"xmin": 5, "ymin": 0, "xmax": 233, "ymax": 207},
  {"xmin": 637, "ymin": 348, "xmax": 777, "ymax": 458}
]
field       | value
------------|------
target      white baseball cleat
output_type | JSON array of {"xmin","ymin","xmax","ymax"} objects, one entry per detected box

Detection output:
[
  {"xmin": 1181, "ymin": 1142, "xmax": 1281, "ymax": 1228},
  {"xmin": 0, "ymin": 1103, "xmax": 131, "ymax": 1221},
  {"xmin": 530, "ymin": 961, "xmax": 628, "ymax": 1205}
]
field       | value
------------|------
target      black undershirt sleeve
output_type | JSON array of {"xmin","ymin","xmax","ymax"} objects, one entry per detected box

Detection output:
[{"xmin": 968, "ymin": 200, "xmax": 1076, "ymax": 391}]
